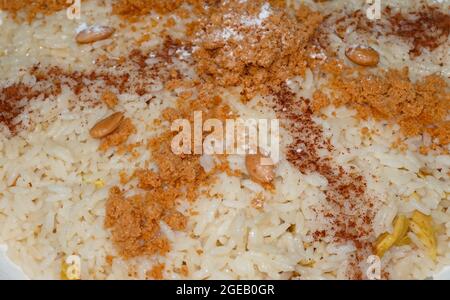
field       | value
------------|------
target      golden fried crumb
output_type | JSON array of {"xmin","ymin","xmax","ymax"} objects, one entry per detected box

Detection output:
[
  {"xmin": 113, "ymin": 0, "xmax": 183, "ymax": 17},
  {"xmin": 146, "ymin": 263, "xmax": 165, "ymax": 280},
  {"xmin": 0, "ymin": 0, "xmax": 74, "ymax": 22},
  {"xmin": 104, "ymin": 187, "xmax": 172, "ymax": 258},
  {"xmin": 179, "ymin": 264, "xmax": 189, "ymax": 277},
  {"xmin": 119, "ymin": 170, "xmax": 130, "ymax": 184},
  {"xmin": 106, "ymin": 255, "xmax": 114, "ymax": 266},
  {"xmin": 318, "ymin": 63, "xmax": 450, "ymax": 146},
  {"xmin": 117, "ymin": 142, "xmax": 141, "ymax": 156},
  {"xmin": 105, "ymin": 86, "xmax": 232, "ymax": 262},
  {"xmin": 193, "ymin": 1, "xmax": 323, "ymax": 100},
  {"xmin": 101, "ymin": 91, "xmax": 119, "ymax": 109},
  {"xmin": 112, "ymin": 0, "xmax": 212, "ymax": 20},
  {"xmin": 251, "ymin": 194, "xmax": 265, "ymax": 209},
  {"xmin": 360, "ymin": 127, "xmax": 369, "ymax": 136},
  {"xmin": 99, "ymin": 118, "xmax": 137, "ymax": 151},
  {"xmin": 135, "ymin": 169, "xmax": 161, "ymax": 189},
  {"xmin": 311, "ymin": 90, "xmax": 330, "ymax": 113}
]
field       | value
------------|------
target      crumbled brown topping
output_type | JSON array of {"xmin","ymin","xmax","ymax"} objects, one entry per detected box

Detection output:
[
  {"xmin": 101, "ymin": 91, "xmax": 119, "ymax": 109},
  {"xmin": 311, "ymin": 90, "xmax": 330, "ymax": 113},
  {"xmin": 0, "ymin": 0, "xmax": 74, "ymax": 22},
  {"xmin": 318, "ymin": 62, "xmax": 450, "ymax": 146},
  {"xmin": 112, "ymin": 0, "xmax": 184, "ymax": 16},
  {"xmin": 104, "ymin": 186, "xmax": 172, "ymax": 258},
  {"xmin": 193, "ymin": 1, "xmax": 323, "ymax": 100},
  {"xmin": 112, "ymin": 0, "xmax": 213, "ymax": 20},
  {"xmin": 99, "ymin": 118, "xmax": 136, "ymax": 151},
  {"xmin": 146, "ymin": 263, "xmax": 165, "ymax": 279},
  {"xmin": 104, "ymin": 86, "xmax": 232, "ymax": 259}
]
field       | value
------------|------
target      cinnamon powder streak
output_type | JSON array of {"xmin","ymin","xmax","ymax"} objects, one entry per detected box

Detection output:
[{"xmin": 273, "ymin": 86, "xmax": 376, "ymax": 279}]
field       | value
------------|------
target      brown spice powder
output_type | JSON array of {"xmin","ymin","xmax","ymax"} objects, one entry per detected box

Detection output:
[
  {"xmin": 385, "ymin": 6, "xmax": 450, "ymax": 57},
  {"xmin": 273, "ymin": 85, "xmax": 375, "ymax": 279}
]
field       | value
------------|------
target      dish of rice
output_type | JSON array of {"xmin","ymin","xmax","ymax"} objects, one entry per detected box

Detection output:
[{"xmin": 0, "ymin": 0, "xmax": 449, "ymax": 280}]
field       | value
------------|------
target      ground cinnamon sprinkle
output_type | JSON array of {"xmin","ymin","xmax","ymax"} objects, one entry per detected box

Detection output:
[
  {"xmin": 385, "ymin": 6, "xmax": 450, "ymax": 57},
  {"xmin": 273, "ymin": 84, "xmax": 375, "ymax": 279},
  {"xmin": 332, "ymin": 5, "xmax": 450, "ymax": 58},
  {"xmin": 0, "ymin": 46, "xmax": 181, "ymax": 135}
]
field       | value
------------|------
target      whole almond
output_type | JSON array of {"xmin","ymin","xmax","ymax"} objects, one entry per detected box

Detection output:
[
  {"xmin": 76, "ymin": 25, "xmax": 115, "ymax": 44},
  {"xmin": 345, "ymin": 46, "xmax": 379, "ymax": 67},
  {"xmin": 245, "ymin": 153, "xmax": 275, "ymax": 184},
  {"xmin": 90, "ymin": 112, "xmax": 124, "ymax": 139}
]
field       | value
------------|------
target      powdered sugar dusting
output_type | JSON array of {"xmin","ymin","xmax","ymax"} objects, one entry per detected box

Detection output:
[{"xmin": 241, "ymin": 2, "xmax": 272, "ymax": 27}]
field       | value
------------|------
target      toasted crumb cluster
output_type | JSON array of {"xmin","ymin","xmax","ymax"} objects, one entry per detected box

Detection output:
[
  {"xmin": 318, "ymin": 62, "xmax": 450, "ymax": 146},
  {"xmin": 99, "ymin": 118, "xmax": 137, "ymax": 151},
  {"xmin": 146, "ymin": 263, "xmax": 165, "ymax": 279},
  {"xmin": 105, "ymin": 187, "xmax": 173, "ymax": 258},
  {"xmin": 193, "ymin": 1, "xmax": 323, "ymax": 100},
  {"xmin": 104, "ymin": 87, "xmax": 232, "ymax": 260},
  {"xmin": 0, "ymin": 0, "xmax": 75, "ymax": 22},
  {"xmin": 112, "ymin": 0, "xmax": 185, "ymax": 18}
]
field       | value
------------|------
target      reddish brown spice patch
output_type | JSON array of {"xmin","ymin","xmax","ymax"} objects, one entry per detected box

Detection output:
[
  {"xmin": 273, "ymin": 84, "xmax": 375, "ymax": 279},
  {"xmin": 385, "ymin": 6, "xmax": 450, "ymax": 57},
  {"xmin": 0, "ymin": 42, "xmax": 188, "ymax": 135},
  {"xmin": 333, "ymin": 6, "xmax": 450, "ymax": 58}
]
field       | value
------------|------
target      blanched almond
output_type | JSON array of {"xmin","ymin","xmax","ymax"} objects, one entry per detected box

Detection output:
[
  {"xmin": 345, "ymin": 46, "xmax": 379, "ymax": 67},
  {"xmin": 76, "ymin": 26, "xmax": 115, "ymax": 44},
  {"xmin": 90, "ymin": 112, "xmax": 124, "ymax": 139},
  {"xmin": 245, "ymin": 153, "xmax": 275, "ymax": 184}
]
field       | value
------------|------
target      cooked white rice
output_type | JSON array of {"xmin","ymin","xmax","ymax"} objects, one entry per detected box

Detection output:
[{"xmin": 0, "ymin": 0, "xmax": 449, "ymax": 279}]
